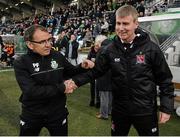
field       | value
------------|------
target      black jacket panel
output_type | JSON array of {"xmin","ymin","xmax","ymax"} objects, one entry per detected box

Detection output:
[
  {"xmin": 73, "ymin": 29, "xmax": 174, "ymax": 116},
  {"xmin": 14, "ymin": 49, "xmax": 85, "ymax": 117}
]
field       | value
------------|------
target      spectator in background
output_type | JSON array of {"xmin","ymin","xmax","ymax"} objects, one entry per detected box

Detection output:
[
  {"xmin": 146, "ymin": 7, "xmax": 152, "ymax": 16},
  {"xmin": 0, "ymin": 36, "xmax": 4, "ymax": 61},
  {"xmin": 93, "ymin": 36, "xmax": 112, "ymax": 120},
  {"xmin": 163, "ymin": 0, "xmax": 168, "ymax": 6},
  {"xmin": 83, "ymin": 27, "xmax": 93, "ymax": 47},
  {"xmin": 101, "ymin": 18, "xmax": 109, "ymax": 34},
  {"xmin": 136, "ymin": 0, "xmax": 145, "ymax": 17},
  {"xmin": 6, "ymin": 43, "xmax": 15, "ymax": 66},
  {"xmin": 109, "ymin": 11, "xmax": 116, "ymax": 33},
  {"xmin": 92, "ymin": 20, "xmax": 102, "ymax": 40},
  {"xmin": 65, "ymin": 34, "xmax": 79, "ymax": 66},
  {"xmin": 0, "ymin": 36, "xmax": 7, "ymax": 64},
  {"xmin": 54, "ymin": 30, "xmax": 69, "ymax": 54},
  {"xmin": 87, "ymin": 36, "xmax": 107, "ymax": 108},
  {"xmin": 152, "ymin": 6, "xmax": 159, "ymax": 13}
]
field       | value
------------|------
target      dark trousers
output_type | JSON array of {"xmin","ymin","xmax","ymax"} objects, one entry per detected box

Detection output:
[
  {"xmin": 111, "ymin": 112, "xmax": 159, "ymax": 136},
  {"xmin": 90, "ymin": 81, "xmax": 95, "ymax": 103},
  {"xmin": 19, "ymin": 114, "xmax": 68, "ymax": 136},
  {"xmin": 90, "ymin": 80, "xmax": 100, "ymax": 103}
]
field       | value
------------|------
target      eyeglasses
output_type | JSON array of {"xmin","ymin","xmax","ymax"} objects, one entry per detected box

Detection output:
[{"xmin": 30, "ymin": 38, "xmax": 53, "ymax": 46}]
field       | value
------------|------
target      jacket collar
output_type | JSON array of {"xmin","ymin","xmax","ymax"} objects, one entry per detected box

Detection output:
[{"xmin": 114, "ymin": 28, "xmax": 150, "ymax": 50}]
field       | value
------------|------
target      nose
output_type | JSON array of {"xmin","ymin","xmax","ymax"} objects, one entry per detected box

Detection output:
[
  {"xmin": 119, "ymin": 24, "xmax": 125, "ymax": 31},
  {"xmin": 116, "ymin": 23, "xmax": 124, "ymax": 31},
  {"xmin": 45, "ymin": 39, "xmax": 53, "ymax": 46},
  {"xmin": 44, "ymin": 41, "xmax": 52, "ymax": 47}
]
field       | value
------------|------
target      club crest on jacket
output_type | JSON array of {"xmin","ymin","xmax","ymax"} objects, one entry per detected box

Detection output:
[
  {"xmin": 136, "ymin": 54, "xmax": 145, "ymax": 64},
  {"xmin": 51, "ymin": 60, "xmax": 58, "ymax": 69}
]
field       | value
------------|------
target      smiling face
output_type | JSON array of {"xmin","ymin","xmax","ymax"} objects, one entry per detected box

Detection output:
[
  {"xmin": 115, "ymin": 15, "xmax": 138, "ymax": 43},
  {"xmin": 27, "ymin": 29, "xmax": 52, "ymax": 56},
  {"xmin": 115, "ymin": 5, "xmax": 139, "ymax": 43}
]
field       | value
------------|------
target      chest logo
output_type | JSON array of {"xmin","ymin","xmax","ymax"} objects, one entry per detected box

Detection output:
[
  {"xmin": 32, "ymin": 63, "xmax": 40, "ymax": 72},
  {"xmin": 51, "ymin": 60, "xmax": 58, "ymax": 69},
  {"xmin": 114, "ymin": 58, "xmax": 120, "ymax": 62},
  {"xmin": 136, "ymin": 54, "xmax": 145, "ymax": 64}
]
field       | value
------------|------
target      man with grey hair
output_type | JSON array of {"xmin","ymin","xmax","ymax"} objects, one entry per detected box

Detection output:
[
  {"xmin": 13, "ymin": 24, "xmax": 94, "ymax": 136},
  {"xmin": 87, "ymin": 35, "xmax": 107, "ymax": 108},
  {"xmin": 70, "ymin": 5, "xmax": 174, "ymax": 136},
  {"xmin": 95, "ymin": 38, "xmax": 112, "ymax": 120}
]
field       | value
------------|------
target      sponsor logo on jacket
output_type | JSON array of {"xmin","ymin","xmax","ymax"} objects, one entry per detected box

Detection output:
[{"xmin": 33, "ymin": 63, "xmax": 40, "ymax": 72}]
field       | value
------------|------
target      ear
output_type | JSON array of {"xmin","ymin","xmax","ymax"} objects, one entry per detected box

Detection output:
[
  {"xmin": 26, "ymin": 41, "xmax": 34, "ymax": 50},
  {"xmin": 135, "ymin": 20, "xmax": 139, "ymax": 29}
]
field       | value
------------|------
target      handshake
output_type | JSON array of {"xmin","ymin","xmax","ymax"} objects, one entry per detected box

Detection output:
[
  {"xmin": 63, "ymin": 59, "xmax": 94, "ymax": 94},
  {"xmin": 64, "ymin": 79, "xmax": 77, "ymax": 94}
]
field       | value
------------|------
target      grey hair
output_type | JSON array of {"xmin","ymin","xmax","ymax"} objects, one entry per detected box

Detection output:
[
  {"xmin": 24, "ymin": 25, "xmax": 47, "ymax": 41},
  {"xmin": 94, "ymin": 35, "xmax": 107, "ymax": 46}
]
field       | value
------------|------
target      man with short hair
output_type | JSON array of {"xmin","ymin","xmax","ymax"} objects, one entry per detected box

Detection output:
[
  {"xmin": 65, "ymin": 34, "xmax": 79, "ymax": 65},
  {"xmin": 71, "ymin": 5, "xmax": 174, "ymax": 136},
  {"xmin": 14, "ymin": 25, "xmax": 94, "ymax": 136}
]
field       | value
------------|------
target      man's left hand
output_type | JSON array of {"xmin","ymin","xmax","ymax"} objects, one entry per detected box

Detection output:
[
  {"xmin": 159, "ymin": 111, "xmax": 171, "ymax": 124},
  {"xmin": 81, "ymin": 59, "xmax": 95, "ymax": 69}
]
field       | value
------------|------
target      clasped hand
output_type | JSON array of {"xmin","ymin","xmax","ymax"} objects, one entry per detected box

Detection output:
[
  {"xmin": 81, "ymin": 59, "xmax": 94, "ymax": 69},
  {"xmin": 64, "ymin": 79, "xmax": 77, "ymax": 94},
  {"xmin": 63, "ymin": 59, "xmax": 94, "ymax": 94}
]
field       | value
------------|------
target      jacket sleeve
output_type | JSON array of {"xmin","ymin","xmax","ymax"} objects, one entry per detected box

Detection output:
[
  {"xmin": 152, "ymin": 45, "xmax": 174, "ymax": 114},
  {"xmin": 14, "ymin": 57, "xmax": 65, "ymax": 100},
  {"xmin": 72, "ymin": 47, "xmax": 110, "ymax": 87},
  {"xmin": 87, "ymin": 50, "xmax": 92, "ymax": 60},
  {"xmin": 62, "ymin": 55, "xmax": 88, "ymax": 79}
]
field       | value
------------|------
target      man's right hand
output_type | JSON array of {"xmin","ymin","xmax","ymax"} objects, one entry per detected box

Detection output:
[{"xmin": 64, "ymin": 79, "xmax": 77, "ymax": 94}]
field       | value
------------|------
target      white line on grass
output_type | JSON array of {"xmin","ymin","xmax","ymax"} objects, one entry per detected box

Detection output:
[{"xmin": 0, "ymin": 69, "xmax": 14, "ymax": 72}]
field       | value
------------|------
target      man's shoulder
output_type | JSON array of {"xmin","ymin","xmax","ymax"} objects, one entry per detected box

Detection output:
[
  {"xmin": 13, "ymin": 54, "xmax": 28, "ymax": 68},
  {"xmin": 14, "ymin": 54, "xmax": 27, "ymax": 61},
  {"xmin": 103, "ymin": 39, "xmax": 116, "ymax": 51},
  {"xmin": 99, "ymin": 40, "xmax": 115, "ymax": 55},
  {"xmin": 51, "ymin": 49, "xmax": 65, "ymax": 58}
]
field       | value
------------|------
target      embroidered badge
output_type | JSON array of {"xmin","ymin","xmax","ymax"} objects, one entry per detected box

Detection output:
[
  {"xmin": 51, "ymin": 60, "xmax": 58, "ymax": 69},
  {"xmin": 136, "ymin": 54, "xmax": 145, "ymax": 64},
  {"xmin": 32, "ymin": 63, "xmax": 40, "ymax": 72},
  {"xmin": 114, "ymin": 58, "xmax": 120, "ymax": 62},
  {"xmin": 152, "ymin": 127, "xmax": 157, "ymax": 133},
  {"xmin": 20, "ymin": 120, "xmax": 25, "ymax": 126}
]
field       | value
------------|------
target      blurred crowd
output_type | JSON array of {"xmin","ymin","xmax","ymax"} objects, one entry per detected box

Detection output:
[
  {"xmin": 0, "ymin": 0, "xmax": 168, "ymax": 36},
  {"xmin": 0, "ymin": 0, "xmax": 168, "ymax": 67}
]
